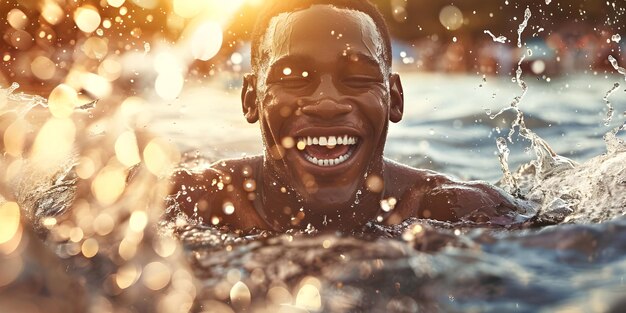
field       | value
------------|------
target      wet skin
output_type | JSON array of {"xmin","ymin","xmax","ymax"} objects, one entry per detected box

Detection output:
[{"xmin": 168, "ymin": 6, "xmax": 535, "ymax": 231}]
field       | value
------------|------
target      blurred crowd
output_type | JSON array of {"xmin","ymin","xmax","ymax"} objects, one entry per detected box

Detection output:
[
  {"xmin": 392, "ymin": 25, "xmax": 625, "ymax": 77},
  {"xmin": 1, "ymin": 0, "xmax": 625, "ymax": 98}
]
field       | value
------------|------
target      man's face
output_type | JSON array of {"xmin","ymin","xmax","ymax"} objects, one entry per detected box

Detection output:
[{"xmin": 246, "ymin": 5, "xmax": 402, "ymax": 208}]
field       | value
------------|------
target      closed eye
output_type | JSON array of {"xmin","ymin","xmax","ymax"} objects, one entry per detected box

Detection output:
[
  {"xmin": 277, "ymin": 77, "xmax": 310, "ymax": 88},
  {"xmin": 343, "ymin": 76, "xmax": 382, "ymax": 88}
]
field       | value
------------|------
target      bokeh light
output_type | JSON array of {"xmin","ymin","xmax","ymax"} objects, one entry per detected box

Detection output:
[
  {"xmin": 48, "ymin": 84, "xmax": 78, "ymax": 118},
  {"xmin": 439, "ymin": 5, "xmax": 464, "ymax": 31},
  {"xmin": 74, "ymin": 5, "xmax": 102, "ymax": 33},
  {"xmin": 107, "ymin": 0, "xmax": 126, "ymax": 8},
  {"xmin": 91, "ymin": 164, "xmax": 127, "ymax": 206},
  {"xmin": 143, "ymin": 138, "xmax": 180, "ymax": 175},
  {"xmin": 41, "ymin": 1, "xmax": 64, "ymax": 25},
  {"xmin": 143, "ymin": 261, "xmax": 172, "ymax": 290},
  {"xmin": 30, "ymin": 55, "xmax": 57, "ymax": 80},
  {"xmin": 7, "ymin": 9, "xmax": 28, "ymax": 30},
  {"xmin": 115, "ymin": 131, "xmax": 142, "ymax": 167},
  {"xmin": 191, "ymin": 22, "xmax": 223, "ymax": 61},
  {"xmin": 3, "ymin": 119, "xmax": 27, "ymax": 157},
  {"xmin": 30, "ymin": 117, "xmax": 76, "ymax": 167},
  {"xmin": 0, "ymin": 202, "xmax": 21, "ymax": 246}
]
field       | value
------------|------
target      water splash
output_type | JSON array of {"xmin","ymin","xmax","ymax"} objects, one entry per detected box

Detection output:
[
  {"xmin": 489, "ymin": 53, "xmax": 529, "ymax": 143},
  {"xmin": 608, "ymin": 55, "xmax": 626, "ymax": 80},
  {"xmin": 489, "ymin": 6, "xmax": 564, "ymax": 195},
  {"xmin": 2, "ymin": 82, "xmax": 49, "ymax": 117},
  {"xmin": 517, "ymin": 8, "xmax": 532, "ymax": 48},
  {"xmin": 496, "ymin": 137, "xmax": 519, "ymax": 195},
  {"xmin": 612, "ymin": 34, "xmax": 622, "ymax": 43},
  {"xmin": 8, "ymin": 81, "xmax": 20, "ymax": 93},
  {"xmin": 484, "ymin": 30, "xmax": 507, "ymax": 43},
  {"xmin": 604, "ymin": 123, "xmax": 626, "ymax": 154},
  {"xmin": 144, "ymin": 42, "xmax": 151, "ymax": 55},
  {"xmin": 603, "ymin": 82, "xmax": 620, "ymax": 126},
  {"xmin": 602, "ymin": 55, "xmax": 626, "ymax": 152}
]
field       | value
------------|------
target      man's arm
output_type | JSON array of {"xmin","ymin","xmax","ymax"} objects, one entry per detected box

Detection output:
[
  {"xmin": 417, "ymin": 179, "xmax": 536, "ymax": 225},
  {"xmin": 166, "ymin": 167, "xmax": 222, "ymax": 221},
  {"xmin": 385, "ymin": 161, "xmax": 536, "ymax": 226},
  {"xmin": 165, "ymin": 157, "xmax": 269, "ymax": 229}
]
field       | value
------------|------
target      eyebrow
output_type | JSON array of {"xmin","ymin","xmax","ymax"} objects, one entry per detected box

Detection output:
[
  {"xmin": 346, "ymin": 52, "xmax": 382, "ymax": 68},
  {"xmin": 268, "ymin": 52, "xmax": 383, "ymax": 71}
]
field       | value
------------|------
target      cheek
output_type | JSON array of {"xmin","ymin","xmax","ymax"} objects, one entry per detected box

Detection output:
[
  {"xmin": 262, "ymin": 90, "xmax": 301, "ymax": 121},
  {"xmin": 359, "ymin": 89, "xmax": 389, "ymax": 127}
]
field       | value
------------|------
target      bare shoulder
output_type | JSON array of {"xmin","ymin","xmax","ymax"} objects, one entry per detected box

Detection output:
[
  {"xmin": 383, "ymin": 159, "xmax": 535, "ymax": 225},
  {"xmin": 170, "ymin": 155, "xmax": 263, "ymax": 187},
  {"xmin": 383, "ymin": 158, "xmax": 456, "ymax": 200},
  {"xmin": 166, "ymin": 156, "xmax": 264, "ymax": 226}
]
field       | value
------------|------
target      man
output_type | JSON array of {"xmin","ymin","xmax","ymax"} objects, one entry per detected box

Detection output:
[{"xmin": 168, "ymin": 0, "xmax": 535, "ymax": 231}]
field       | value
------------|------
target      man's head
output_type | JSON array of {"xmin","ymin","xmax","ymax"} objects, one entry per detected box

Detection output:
[
  {"xmin": 241, "ymin": 0, "xmax": 404, "ymax": 213},
  {"xmin": 249, "ymin": 0, "xmax": 393, "ymax": 75}
]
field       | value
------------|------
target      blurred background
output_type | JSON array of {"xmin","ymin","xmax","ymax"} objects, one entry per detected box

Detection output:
[
  {"xmin": 2, "ymin": 0, "xmax": 625, "ymax": 96},
  {"xmin": 1, "ymin": 0, "xmax": 626, "ymax": 180}
]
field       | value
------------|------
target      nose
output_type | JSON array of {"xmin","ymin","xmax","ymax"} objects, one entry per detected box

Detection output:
[
  {"xmin": 301, "ymin": 75, "xmax": 352, "ymax": 119},
  {"xmin": 301, "ymin": 99, "xmax": 352, "ymax": 119}
]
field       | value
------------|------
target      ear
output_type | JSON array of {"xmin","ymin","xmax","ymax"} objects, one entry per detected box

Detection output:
[
  {"xmin": 389, "ymin": 73, "xmax": 404, "ymax": 123},
  {"xmin": 241, "ymin": 73, "xmax": 259, "ymax": 123}
]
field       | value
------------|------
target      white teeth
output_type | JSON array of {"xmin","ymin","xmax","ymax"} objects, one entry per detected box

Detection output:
[
  {"xmin": 297, "ymin": 135, "xmax": 358, "ymax": 167},
  {"xmin": 328, "ymin": 136, "xmax": 336, "ymax": 146},
  {"xmin": 295, "ymin": 135, "xmax": 358, "ymax": 147},
  {"xmin": 303, "ymin": 151, "xmax": 353, "ymax": 167}
]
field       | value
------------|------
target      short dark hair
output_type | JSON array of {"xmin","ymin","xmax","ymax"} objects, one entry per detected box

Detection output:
[{"xmin": 250, "ymin": 0, "xmax": 392, "ymax": 73}]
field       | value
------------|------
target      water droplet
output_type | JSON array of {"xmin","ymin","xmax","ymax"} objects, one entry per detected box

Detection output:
[
  {"xmin": 223, "ymin": 201, "xmax": 235, "ymax": 215},
  {"xmin": 612, "ymin": 34, "xmax": 621, "ymax": 43}
]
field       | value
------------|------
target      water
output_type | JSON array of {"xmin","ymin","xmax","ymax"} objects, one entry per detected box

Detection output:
[
  {"xmin": 3, "ymin": 0, "xmax": 626, "ymax": 311},
  {"xmin": 3, "ymin": 69, "xmax": 626, "ymax": 312},
  {"xmin": 149, "ymin": 72, "xmax": 626, "ymax": 312}
]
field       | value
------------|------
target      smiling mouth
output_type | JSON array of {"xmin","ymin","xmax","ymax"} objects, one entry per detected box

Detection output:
[{"xmin": 295, "ymin": 135, "xmax": 360, "ymax": 167}]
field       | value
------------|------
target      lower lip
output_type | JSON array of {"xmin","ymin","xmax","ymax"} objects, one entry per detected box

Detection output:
[{"xmin": 295, "ymin": 144, "xmax": 360, "ymax": 171}]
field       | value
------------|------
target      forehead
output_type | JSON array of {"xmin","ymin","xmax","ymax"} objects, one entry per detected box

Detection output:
[{"xmin": 259, "ymin": 5, "xmax": 384, "ymax": 67}]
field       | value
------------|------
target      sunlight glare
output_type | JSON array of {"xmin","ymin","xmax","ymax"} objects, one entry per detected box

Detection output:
[
  {"xmin": 0, "ymin": 202, "xmax": 20, "ymax": 246},
  {"xmin": 155, "ymin": 72, "xmax": 184, "ymax": 100},
  {"xmin": 191, "ymin": 22, "xmax": 223, "ymax": 61}
]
